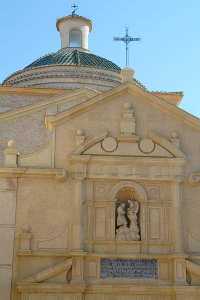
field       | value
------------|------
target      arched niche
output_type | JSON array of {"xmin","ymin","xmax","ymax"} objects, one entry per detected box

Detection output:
[
  {"xmin": 69, "ymin": 29, "xmax": 82, "ymax": 48},
  {"xmin": 110, "ymin": 182, "xmax": 147, "ymax": 241},
  {"xmin": 110, "ymin": 181, "xmax": 147, "ymax": 203}
]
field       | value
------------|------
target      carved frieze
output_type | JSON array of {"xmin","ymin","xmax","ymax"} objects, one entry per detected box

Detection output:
[{"xmin": 87, "ymin": 162, "xmax": 185, "ymax": 181}]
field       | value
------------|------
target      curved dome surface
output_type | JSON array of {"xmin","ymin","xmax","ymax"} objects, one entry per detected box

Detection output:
[
  {"xmin": 2, "ymin": 14, "xmax": 123, "ymax": 91},
  {"xmin": 3, "ymin": 48, "xmax": 122, "ymax": 91},
  {"xmin": 24, "ymin": 48, "xmax": 121, "ymax": 73}
]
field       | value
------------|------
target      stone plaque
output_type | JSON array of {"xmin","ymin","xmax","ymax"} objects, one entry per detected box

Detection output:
[{"xmin": 101, "ymin": 258, "xmax": 158, "ymax": 279}]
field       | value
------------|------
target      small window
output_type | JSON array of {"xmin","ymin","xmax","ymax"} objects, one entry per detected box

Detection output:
[{"xmin": 69, "ymin": 30, "xmax": 82, "ymax": 48}]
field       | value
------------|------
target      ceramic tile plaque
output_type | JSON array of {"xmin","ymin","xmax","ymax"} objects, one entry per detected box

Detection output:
[{"xmin": 100, "ymin": 258, "xmax": 158, "ymax": 279}]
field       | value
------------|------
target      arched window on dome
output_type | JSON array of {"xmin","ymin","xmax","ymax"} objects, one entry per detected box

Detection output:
[{"xmin": 69, "ymin": 29, "xmax": 82, "ymax": 48}]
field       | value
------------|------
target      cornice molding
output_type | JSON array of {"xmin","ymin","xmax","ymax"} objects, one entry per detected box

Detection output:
[
  {"xmin": 0, "ymin": 89, "xmax": 98, "ymax": 122},
  {"xmin": 0, "ymin": 167, "xmax": 67, "ymax": 181},
  {"xmin": 17, "ymin": 283, "xmax": 86, "ymax": 293},
  {"xmin": 0, "ymin": 86, "xmax": 68, "ymax": 96},
  {"xmin": 45, "ymin": 82, "xmax": 200, "ymax": 131}
]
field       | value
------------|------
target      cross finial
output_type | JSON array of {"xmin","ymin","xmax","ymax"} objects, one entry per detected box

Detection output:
[
  {"xmin": 114, "ymin": 27, "xmax": 141, "ymax": 67},
  {"xmin": 71, "ymin": 3, "xmax": 79, "ymax": 16}
]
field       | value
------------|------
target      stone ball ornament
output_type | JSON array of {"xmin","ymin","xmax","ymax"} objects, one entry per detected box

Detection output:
[
  {"xmin": 171, "ymin": 131, "xmax": 179, "ymax": 139},
  {"xmin": 139, "ymin": 138, "xmax": 155, "ymax": 154},
  {"xmin": 7, "ymin": 140, "xmax": 16, "ymax": 148},
  {"xmin": 101, "ymin": 137, "xmax": 118, "ymax": 152},
  {"xmin": 76, "ymin": 129, "xmax": 84, "ymax": 136}
]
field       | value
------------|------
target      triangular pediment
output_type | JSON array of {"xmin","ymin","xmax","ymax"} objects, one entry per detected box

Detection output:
[{"xmin": 45, "ymin": 82, "xmax": 200, "ymax": 131}]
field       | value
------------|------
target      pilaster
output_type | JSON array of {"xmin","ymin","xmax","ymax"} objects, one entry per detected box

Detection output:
[
  {"xmin": 71, "ymin": 177, "xmax": 86, "ymax": 251},
  {"xmin": 172, "ymin": 180, "xmax": 183, "ymax": 254}
]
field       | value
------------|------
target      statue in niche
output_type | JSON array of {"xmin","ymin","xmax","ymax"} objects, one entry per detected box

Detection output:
[
  {"xmin": 116, "ymin": 198, "xmax": 140, "ymax": 241},
  {"xmin": 116, "ymin": 203, "xmax": 130, "ymax": 240},
  {"xmin": 127, "ymin": 200, "xmax": 140, "ymax": 241}
]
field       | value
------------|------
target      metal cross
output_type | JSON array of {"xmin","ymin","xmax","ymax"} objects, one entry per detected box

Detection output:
[
  {"xmin": 114, "ymin": 27, "xmax": 141, "ymax": 67},
  {"xmin": 71, "ymin": 3, "xmax": 79, "ymax": 16}
]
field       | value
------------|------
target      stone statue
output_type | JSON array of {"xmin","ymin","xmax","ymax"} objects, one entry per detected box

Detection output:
[
  {"xmin": 116, "ymin": 199, "xmax": 140, "ymax": 241},
  {"xmin": 116, "ymin": 203, "xmax": 127, "ymax": 227},
  {"xmin": 127, "ymin": 200, "xmax": 140, "ymax": 241},
  {"xmin": 116, "ymin": 203, "xmax": 129, "ymax": 240}
]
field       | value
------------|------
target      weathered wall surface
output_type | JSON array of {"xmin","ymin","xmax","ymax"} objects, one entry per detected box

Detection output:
[
  {"xmin": 54, "ymin": 90, "xmax": 200, "ymax": 253},
  {"xmin": 1, "ymin": 85, "xmax": 200, "ymax": 299},
  {"xmin": 0, "ymin": 178, "xmax": 17, "ymax": 300}
]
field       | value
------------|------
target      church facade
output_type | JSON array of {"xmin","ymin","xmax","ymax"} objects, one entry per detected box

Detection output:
[{"xmin": 1, "ymin": 10, "xmax": 200, "ymax": 300}]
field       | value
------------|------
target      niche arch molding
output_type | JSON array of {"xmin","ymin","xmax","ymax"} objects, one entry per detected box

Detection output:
[{"xmin": 110, "ymin": 181, "xmax": 147, "ymax": 203}]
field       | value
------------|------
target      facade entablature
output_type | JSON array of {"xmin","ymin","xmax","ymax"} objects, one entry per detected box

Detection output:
[
  {"xmin": 69, "ymin": 130, "xmax": 186, "ymax": 181},
  {"xmin": 70, "ymin": 155, "xmax": 186, "ymax": 182},
  {"xmin": 0, "ymin": 167, "xmax": 67, "ymax": 181}
]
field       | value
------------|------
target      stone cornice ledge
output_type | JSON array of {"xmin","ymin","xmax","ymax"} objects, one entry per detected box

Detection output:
[
  {"xmin": 17, "ymin": 283, "xmax": 86, "ymax": 293},
  {"xmin": 86, "ymin": 285, "xmax": 200, "ymax": 294},
  {"xmin": 0, "ymin": 167, "xmax": 67, "ymax": 181}
]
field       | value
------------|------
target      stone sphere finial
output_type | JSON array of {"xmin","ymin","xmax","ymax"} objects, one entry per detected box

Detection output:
[
  {"xmin": 171, "ymin": 131, "xmax": 179, "ymax": 139},
  {"xmin": 7, "ymin": 140, "xmax": 16, "ymax": 148},
  {"xmin": 76, "ymin": 129, "xmax": 84, "ymax": 136},
  {"xmin": 121, "ymin": 67, "xmax": 135, "ymax": 83}
]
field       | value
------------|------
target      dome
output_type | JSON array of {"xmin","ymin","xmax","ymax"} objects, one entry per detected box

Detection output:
[
  {"xmin": 3, "ymin": 49, "xmax": 122, "ymax": 91},
  {"xmin": 2, "ymin": 14, "xmax": 123, "ymax": 91},
  {"xmin": 24, "ymin": 48, "xmax": 121, "ymax": 73}
]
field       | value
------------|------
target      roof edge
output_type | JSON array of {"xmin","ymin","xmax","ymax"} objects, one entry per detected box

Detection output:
[
  {"xmin": 152, "ymin": 91, "xmax": 184, "ymax": 106},
  {"xmin": 56, "ymin": 15, "xmax": 93, "ymax": 32},
  {"xmin": 45, "ymin": 81, "xmax": 200, "ymax": 132}
]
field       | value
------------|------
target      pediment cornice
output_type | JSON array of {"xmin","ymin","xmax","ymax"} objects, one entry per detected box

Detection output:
[
  {"xmin": 45, "ymin": 82, "xmax": 200, "ymax": 131},
  {"xmin": 0, "ymin": 88, "xmax": 98, "ymax": 122}
]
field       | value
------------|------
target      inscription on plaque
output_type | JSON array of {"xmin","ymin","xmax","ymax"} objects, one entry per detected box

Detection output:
[{"xmin": 101, "ymin": 259, "xmax": 158, "ymax": 279}]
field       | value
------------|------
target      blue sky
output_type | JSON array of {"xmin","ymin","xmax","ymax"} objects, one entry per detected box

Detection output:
[{"xmin": 0, "ymin": 0, "xmax": 199, "ymax": 117}]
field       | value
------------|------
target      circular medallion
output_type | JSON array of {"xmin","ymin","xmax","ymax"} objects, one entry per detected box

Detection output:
[
  {"xmin": 139, "ymin": 139, "xmax": 155, "ymax": 154},
  {"xmin": 101, "ymin": 137, "xmax": 118, "ymax": 153}
]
